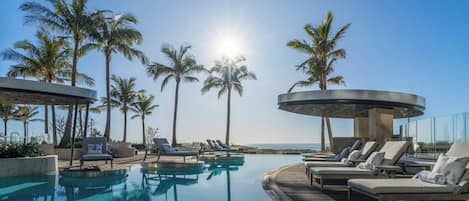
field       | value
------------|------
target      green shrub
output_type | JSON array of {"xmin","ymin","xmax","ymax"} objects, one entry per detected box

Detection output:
[
  {"xmin": 0, "ymin": 143, "xmax": 42, "ymax": 158},
  {"xmin": 131, "ymin": 143, "xmax": 146, "ymax": 151}
]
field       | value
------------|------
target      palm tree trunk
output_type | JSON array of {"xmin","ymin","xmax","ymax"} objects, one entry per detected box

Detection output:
[
  {"xmin": 326, "ymin": 117, "xmax": 334, "ymax": 152},
  {"xmin": 123, "ymin": 111, "xmax": 127, "ymax": 142},
  {"xmin": 61, "ymin": 38, "xmax": 80, "ymax": 147},
  {"xmin": 52, "ymin": 105, "xmax": 57, "ymax": 146},
  {"xmin": 171, "ymin": 81, "xmax": 180, "ymax": 147},
  {"xmin": 142, "ymin": 116, "xmax": 146, "ymax": 145},
  {"xmin": 321, "ymin": 116, "xmax": 325, "ymax": 152},
  {"xmin": 104, "ymin": 53, "xmax": 112, "ymax": 141},
  {"xmin": 226, "ymin": 87, "xmax": 232, "ymax": 145},
  {"xmin": 23, "ymin": 121, "xmax": 27, "ymax": 144},
  {"xmin": 3, "ymin": 120, "xmax": 7, "ymax": 137},
  {"xmin": 44, "ymin": 105, "xmax": 48, "ymax": 135}
]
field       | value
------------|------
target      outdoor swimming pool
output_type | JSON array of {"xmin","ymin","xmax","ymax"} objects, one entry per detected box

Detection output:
[{"xmin": 0, "ymin": 154, "xmax": 299, "ymax": 201}]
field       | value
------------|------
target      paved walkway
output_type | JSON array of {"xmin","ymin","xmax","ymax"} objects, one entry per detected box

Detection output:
[{"xmin": 265, "ymin": 163, "xmax": 376, "ymax": 201}]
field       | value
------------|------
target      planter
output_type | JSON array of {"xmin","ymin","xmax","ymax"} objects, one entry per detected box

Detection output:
[
  {"xmin": 54, "ymin": 148, "xmax": 81, "ymax": 160},
  {"xmin": 0, "ymin": 155, "xmax": 58, "ymax": 178}
]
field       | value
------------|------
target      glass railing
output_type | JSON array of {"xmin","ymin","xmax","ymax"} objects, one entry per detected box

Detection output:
[{"xmin": 399, "ymin": 112, "xmax": 468, "ymax": 159}]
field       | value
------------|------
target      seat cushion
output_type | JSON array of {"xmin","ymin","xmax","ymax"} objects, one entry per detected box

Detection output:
[
  {"xmin": 310, "ymin": 167, "xmax": 372, "ymax": 175},
  {"xmin": 349, "ymin": 178, "xmax": 458, "ymax": 194},
  {"xmin": 81, "ymin": 154, "xmax": 113, "ymax": 160},
  {"xmin": 305, "ymin": 161, "xmax": 349, "ymax": 168},
  {"xmin": 162, "ymin": 151, "xmax": 197, "ymax": 156},
  {"xmin": 303, "ymin": 157, "xmax": 339, "ymax": 162}
]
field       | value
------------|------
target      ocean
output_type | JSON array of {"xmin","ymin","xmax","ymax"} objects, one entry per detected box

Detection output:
[{"xmin": 247, "ymin": 143, "xmax": 323, "ymax": 150}]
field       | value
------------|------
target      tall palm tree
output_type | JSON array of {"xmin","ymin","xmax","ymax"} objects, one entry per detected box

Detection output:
[
  {"xmin": 2, "ymin": 30, "xmax": 94, "ymax": 145},
  {"xmin": 287, "ymin": 11, "xmax": 350, "ymax": 152},
  {"xmin": 146, "ymin": 44, "xmax": 205, "ymax": 146},
  {"xmin": 0, "ymin": 104, "xmax": 17, "ymax": 139},
  {"xmin": 91, "ymin": 13, "xmax": 147, "ymax": 141},
  {"xmin": 130, "ymin": 92, "xmax": 158, "ymax": 145},
  {"xmin": 201, "ymin": 56, "xmax": 256, "ymax": 145},
  {"xmin": 108, "ymin": 75, "xmax": 140, "ymax": 142},
  {"xmin": 20, "ymin": 0, "xmax": 101, "ymax": 147},
  {"xmin": 15, "ymin": 106, "xmax": 42, "ymax": 144}
]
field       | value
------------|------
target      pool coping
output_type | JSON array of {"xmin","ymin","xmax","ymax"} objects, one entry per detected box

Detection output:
[{"xmin": 262, "ymin": 163, "xmax": 300, "ymax": 201}]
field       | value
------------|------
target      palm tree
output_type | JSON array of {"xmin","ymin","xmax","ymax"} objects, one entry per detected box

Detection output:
[
  {"xmin": 20, "ymin": 0, "xmax": 101, "ymax": 147},
  {"xmin": 146, "ymin": 44, "xmax": 205, "ymax": 146},
  {"xmin": 2, "ymin": 30, "xmax": 94, "ymax": 145},
  {"xmin": 108, "ymin": 75, "xmax": 140, "ymax": 142},
  {"xmin": 201, "ymin": 56, "xmax": 256, "ymax": 145},
  {"xmin": 287, "ymin": 11, "xmax": 350, "ymax": 152},
  {"xmin": 91, "ymin": 13, "xmax": 147, "ymax": 141},
  {"xmin": 15, "ymin": 106, "xmax": 42, "ymax": 144},
  {"xmin": 130, "ymin": 92, "xmax": 158, "ymax": 145},
  {"xmin": 0, "ymin": 104, "xmax": 17, "ymax": 139}
]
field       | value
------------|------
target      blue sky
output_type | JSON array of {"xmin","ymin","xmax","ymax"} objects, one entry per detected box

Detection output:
[{"xmin": 1, "ymin": 0, "xmax": 469, "ymax": 144}]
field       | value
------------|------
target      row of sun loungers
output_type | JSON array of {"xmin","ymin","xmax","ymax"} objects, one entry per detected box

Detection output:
[{"xmin": 302, "ymin": 140, "xmax": 469, "ymax": 201}]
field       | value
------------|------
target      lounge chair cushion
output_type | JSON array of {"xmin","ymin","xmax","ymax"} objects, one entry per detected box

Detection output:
[
  {"xmin": 161, "ymin": 151, "xmax": 197, "ymax": 156},
  {"xmin": 161, "ymin": 144, "xmax": 177, "ymax": 153},
  {"xmin": 310, "ymin": 167, "xmax": 372, "ymax": 175},
  {"xmin": 305, "ymin": 161, "xmax": 350, "ymax": 168},
  {"xmin": 379, "ymin": 141, "xmax": 410, "ymax": 165},
  {"xmin": 82, "ymin": 154, "xmax": 113, "ymax": 160},
  {"xmin": 349, "ymin": 178, "xmax": 458, "ymax": 194},
  {"xmin": 441, "ymin": 156, "xmax": 469, "ymax": 184},
  {"xmin": 359, "ymin": 141, "xmax": 378, "ymax": 160}
]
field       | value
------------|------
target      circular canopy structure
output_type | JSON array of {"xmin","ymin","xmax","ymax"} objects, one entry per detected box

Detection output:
[
  {"xmin": 0, "ymin": 77, "xmax": 97, "ymax": 105},
  {"xmin": 278, "ymin": 89, "xmax": 425, "ymax": 118}
]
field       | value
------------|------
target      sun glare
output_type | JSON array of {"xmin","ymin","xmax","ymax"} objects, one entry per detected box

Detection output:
[{"xmin": 216, "ymin": 34, "xmax": 243, "ymax": 59}]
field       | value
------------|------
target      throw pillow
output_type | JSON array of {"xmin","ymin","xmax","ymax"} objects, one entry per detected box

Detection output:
[
  {"xmin": 432, "ymin": 154, "xmax": 450, "ymax": 173},
  {"xmin": 441, "ymin": 156, "xmax": 469, "ymax": 185},
  {"xmin": 357, "ymin": 152, "xmax": 384, "ymax": 170},
  {"xmin": 88, "ymin": 144, "xmax": 102, "ymax": 154}
]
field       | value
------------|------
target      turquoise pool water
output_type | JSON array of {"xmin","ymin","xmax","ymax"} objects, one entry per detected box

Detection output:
[{"xmin": 0, "ymin": 154, "xmax": 299, "ymax": 201}]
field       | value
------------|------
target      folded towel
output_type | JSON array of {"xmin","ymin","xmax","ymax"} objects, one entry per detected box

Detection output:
[
  {"xmin": 414, "ymin": 170, "xmax": 446, "ymax": 184},
  {"xmin": 357, "ymin": 162, "xmax": 374, "ymax": 170}
]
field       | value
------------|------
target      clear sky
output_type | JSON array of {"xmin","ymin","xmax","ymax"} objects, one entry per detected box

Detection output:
[{"xmin": 1, "ymin": 0, "xmax": 469, "ymax": 144}]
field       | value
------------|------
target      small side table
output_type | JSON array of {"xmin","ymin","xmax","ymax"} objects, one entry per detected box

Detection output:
[{"xmin": 375, "ymin": 165, "xmax": 403, "ymax": 178}]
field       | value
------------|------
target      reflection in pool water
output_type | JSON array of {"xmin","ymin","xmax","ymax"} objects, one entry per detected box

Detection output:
[{"xmin": 0, "ymin": 154, "xmax": 299, "ymax": 201}]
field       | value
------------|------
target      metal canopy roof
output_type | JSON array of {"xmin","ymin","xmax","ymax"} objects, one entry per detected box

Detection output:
[
  {"xmin": 278, "ymin": 89, "xmax": 425, "ymax": 118},
  {"xmin": 0, "ymin": 77, "xmax": 97, "ymax": 105}
]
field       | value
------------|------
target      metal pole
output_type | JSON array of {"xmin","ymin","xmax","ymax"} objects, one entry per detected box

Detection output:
[
  {"xmin": 83, "ymin": 103, "xmax": 90, "ymax": 138},
  {"xmin": 69, "ymin": 104, "xmax": 79, "ymax": 166}
]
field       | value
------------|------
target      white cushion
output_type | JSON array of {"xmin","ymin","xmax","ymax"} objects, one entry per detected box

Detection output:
[
  {"xmin": 349, "ymin": 178, "xmax": 457, "ymax": 194},
  {"xmin": 342, "ymin": 150, "xmax": 361, "ymax": 164},
  {"xmin": 414, "ymin": 170, "xmax": 446, "ymax": 184},
  {"xmin": 432, "ymin": 154, "xmax": 450, "ymax": 173},
  {"xmin": 357, "ymin": 152, "xmax": 384, "ymax": 170},
  {"xmin": 442, "ymin": 156, "xmax": 469, "ymax": 185},
  {"xmin": 87, "ymin": 144, "xmax": 102, "ymax": 154}
]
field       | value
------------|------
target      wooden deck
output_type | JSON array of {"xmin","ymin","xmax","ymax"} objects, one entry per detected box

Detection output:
[{"xmin": 265, "ymin": 163, "xmax": 376, "ymax": 201}]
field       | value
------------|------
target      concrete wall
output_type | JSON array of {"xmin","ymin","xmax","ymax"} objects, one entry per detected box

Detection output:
[
  {"xmin": 0, "ymin": 155, "xmax": 58, "ymax": 178},
  {"xmin": 54, "ymin": 148, "xmax": 81, "ymax": 160}
]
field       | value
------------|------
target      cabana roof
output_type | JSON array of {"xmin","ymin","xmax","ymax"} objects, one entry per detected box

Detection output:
[{"xmin": 0, "ymin": 77, "xmax": 96, "ymax": 105}]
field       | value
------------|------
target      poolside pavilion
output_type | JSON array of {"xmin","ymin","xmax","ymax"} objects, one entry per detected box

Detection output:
[
  {"xmin": 278, "ymin": 89, "xmax": 426, "ymax": 146},
  {"xmin": 0, "ymin": 77, "xmax": 97, "ymax": 165}
]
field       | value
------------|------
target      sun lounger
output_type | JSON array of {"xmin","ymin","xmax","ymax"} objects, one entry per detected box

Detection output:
[
  {"xmin": 153, "ymin": 138, "xmax": 198, "ymax": 163},
  {"xmin": 303, "ymin": 139, "xmax": 362, "ymax": 161},
  {"xmin": 310, "ymin": 141, "xmax": 411, "ymax": 191},
  {"xmin": 348, "ymin": 141, "xmax": 469, "ymax": 201},
  {"xmin": 304, "ymin": 141, "xmax": 378, "ymax": 175},
  {"xmin": 205, "ymin": 139, "xmax": 239, "ymax": 152},
  {"xmin": 80, "ymin": 137, "xmax": 113, "ymax": 169}
]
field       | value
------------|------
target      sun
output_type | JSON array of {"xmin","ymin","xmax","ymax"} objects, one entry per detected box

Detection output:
[{"xmin": 216, "ymin": 34, "xmax": 243, "ymax": 59}]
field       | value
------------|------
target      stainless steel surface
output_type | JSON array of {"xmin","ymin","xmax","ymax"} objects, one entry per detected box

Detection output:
[
  {"xmin": 0, "ymin": 77, "xmax": 97, "ymax": 104},
  {"xmin": 278, "ymin": 89, "xmax": 425, "ymax": 118}
]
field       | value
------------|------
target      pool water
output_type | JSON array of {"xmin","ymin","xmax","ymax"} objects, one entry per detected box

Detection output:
[{"xmin": 0, "ymin": 154, "xmax": 299, "ymax": 201}]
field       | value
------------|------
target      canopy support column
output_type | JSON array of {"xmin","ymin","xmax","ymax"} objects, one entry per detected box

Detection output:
[
  {"xmin": 83, "ymin": 103, "xmax": 90, "ymax": 138},
  {"xmin": 69, "ymin": 104, "xmax": 79, "ymax": 166}
]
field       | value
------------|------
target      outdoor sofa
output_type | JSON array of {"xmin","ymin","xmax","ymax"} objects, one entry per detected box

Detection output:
[
  {"xmin": 348, "ymin": 141, "xmax": 469, "ymax": 201},
  {"xmin": 80, "ymin": 137, "xmax": 113, "ymax": 169}
]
